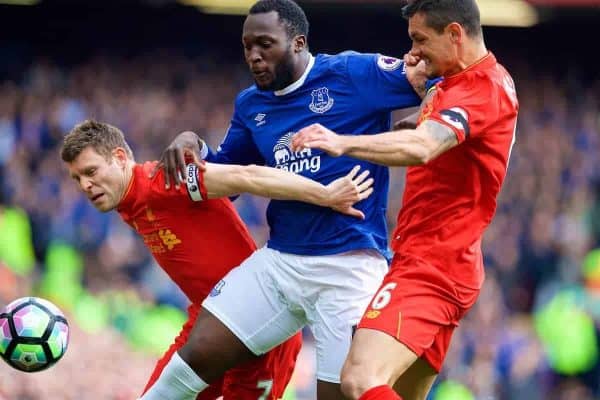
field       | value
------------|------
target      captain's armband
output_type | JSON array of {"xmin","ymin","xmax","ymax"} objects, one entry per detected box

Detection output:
[{"xmin": 185, "ymin": 163, "xmax": 207, "ymax": 202}]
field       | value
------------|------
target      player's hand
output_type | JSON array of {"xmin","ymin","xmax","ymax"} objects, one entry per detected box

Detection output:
[
  {"xmin": 291, "ymin": 123, "xmax": 347, "ymax": 157},
  {"xmin": 404, "ymin": 53, "xmax": 428, "ymax": 99},
  {"xmin": 393, "ymin": 112, "xmax": 419, "ymax": 130},
  {"xmin": 149, "ymin": 131, "xmax": 205, "ymax": 189},
  {"xmin": 325, "ymin": 165, "xmax": 374, "ymax": 219}
]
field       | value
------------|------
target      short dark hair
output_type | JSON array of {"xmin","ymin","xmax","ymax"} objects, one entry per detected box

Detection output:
[
  {"xmin": 402, "ymin": 0, "xmax": 482, "ymax": 37},
  {"xmin": 249, "ymin": 0, "xmax": 309, "ymax": 39},
  {"xmin": 61, "ymin": 120, "xmax": 133, "ymax": 163}
]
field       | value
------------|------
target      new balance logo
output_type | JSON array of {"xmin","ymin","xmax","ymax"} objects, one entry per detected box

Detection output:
[{"xmin": 255, "ymin": 113, "xmax": 266, "ymax": 126}]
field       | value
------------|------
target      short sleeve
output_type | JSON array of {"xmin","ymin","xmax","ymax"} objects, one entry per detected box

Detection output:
[
  {"xmin": 345, "ymin": 52, "xmax": 422, "ymax": 112},
  {"xmin": 143, "ymin": 162, "xmax": 206, "ymax": 205},
  {"xmin": 207, "ymin": 98, "xmax": 265, "ymax": 166},
  {"xmin": 426, "ymin": 76, "xmax": 497, "ymax": 143}
]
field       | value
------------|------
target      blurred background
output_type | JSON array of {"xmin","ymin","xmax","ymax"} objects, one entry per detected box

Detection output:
[{"xmin": 1, "ymin": 0, "xmax": 600, "ymax": 399}]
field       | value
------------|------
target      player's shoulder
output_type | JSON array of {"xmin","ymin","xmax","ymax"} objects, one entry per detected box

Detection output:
[
  {"xmin": 319, "ymin": 50, "xmax": 379, "ymax": 65},
  {"xmin": 462, "ymin": 62, "xmax": 518, "ymax": 112},
  {"xmin": 139, "ymin": 160, "xmax": 159, "ymax": 177},
  {"xmin": 455, "ymin": 54, "xmax": 512, "ymax": 92},
  {"xmin": 118, "ymin": 162, "xmax": 156, "ymax": 212},
  {"xmin": 234, "ymin": 85, "xmax": 261, "ymax": 109},
  {"xmin": 315, "ymin": 51, "xmax": 379, "ymax": 72},
  {"xmin": 323, "ymin": 51, "xmax": 408, "ymax": 79},
  {"xmin": 134, "ymin": 161, "xmax": 162, "ymax": 194},
  {"xmin": 440, "ymin": 66, "xmax": 497, "ymax": 106}
]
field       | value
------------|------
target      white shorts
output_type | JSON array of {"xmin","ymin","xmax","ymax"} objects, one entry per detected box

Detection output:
[{"xmin": 202, "ymin": 247, "xmax": 388, "ymax": 383}]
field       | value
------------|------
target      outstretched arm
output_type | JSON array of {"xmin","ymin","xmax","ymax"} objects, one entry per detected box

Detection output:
[
  {"xmin": 196, "ymin": 163, "xmax": 374, "ymax": 219},
  {"xmin": 291, "ymin": 119, "xmax": 458, "ymax": 167}
]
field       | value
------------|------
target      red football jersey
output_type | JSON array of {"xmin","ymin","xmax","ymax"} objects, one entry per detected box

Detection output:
[
  {"xmin": 392, "ymin": 52, "xmax": 519, "ymax": 289},
  {"xmin": 117, "ymin": 161, "xmax": 257, "ymax": 304}
]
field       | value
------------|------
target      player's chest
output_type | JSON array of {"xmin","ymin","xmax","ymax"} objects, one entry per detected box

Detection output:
[
  {"xmin": 122, "ymin": 207, "xmax": 184, "ymax": 256},
  {"xmin": 245, "ymin": 88, "xmax": 361, "ymax": 172}
]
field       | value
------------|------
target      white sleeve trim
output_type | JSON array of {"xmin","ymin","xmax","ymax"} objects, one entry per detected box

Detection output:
[
  {"xmin": 199, "ymin": 140, "xmax": 209, "ymax": 160},
  {"xmin": 186, "ymin": 164, "xmax": 203, "ymax": 202}
]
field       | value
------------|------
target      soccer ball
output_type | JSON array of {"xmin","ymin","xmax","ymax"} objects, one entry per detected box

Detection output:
[{"xmin": 0, "ymin": 297, "xmax": 69, "ymax": 372}]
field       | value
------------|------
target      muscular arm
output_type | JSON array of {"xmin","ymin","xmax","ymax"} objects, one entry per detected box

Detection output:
[
  {"xmin": 291, "ymin": 89, "xmax": 454, "ymax": 167},
  {"xmin": 197, "ymin": 163, "xmax": 372, "ymax": 218},
  {"xmin": 342, "ymin": 120, "xmax": 458, "ymax": 166},
  {"xmin": 203, "ymin": 163, "xmax": 330, "ymax": 202}
]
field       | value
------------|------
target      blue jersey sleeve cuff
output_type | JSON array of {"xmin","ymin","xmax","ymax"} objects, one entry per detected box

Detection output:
[
  {"xmin": 425, "ymin": 78, "xmax": 442, "ymax": 94},
  {"xmin": 203, "ymin": 143, "xmax": 217, "ymax": 162}
]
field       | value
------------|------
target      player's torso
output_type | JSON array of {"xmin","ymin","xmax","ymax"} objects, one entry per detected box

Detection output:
[
  {"xmin": 394, "ymin": 61, "xmax": 518, "ymax": 286},
  {"xmin": 119, "ymin": 164, "xmax": 256, "ymax": 303},
  {"xmin": 241, "ymin": 54, "xmax": 392, "ymax": 181},
  {"xmin": 235, "ymin": 54, "xmax": 397, "ymax": 255}
]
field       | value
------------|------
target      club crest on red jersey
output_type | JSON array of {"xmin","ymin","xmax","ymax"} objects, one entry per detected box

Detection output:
[{"xmin": 417, "ymin": 101, "xmax": 434, "ymax": 126}]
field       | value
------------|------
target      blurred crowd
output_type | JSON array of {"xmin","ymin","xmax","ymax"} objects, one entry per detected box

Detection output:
[{"xmin": 1, "ymin": 51, "xmax": 600, "ymax": 399}]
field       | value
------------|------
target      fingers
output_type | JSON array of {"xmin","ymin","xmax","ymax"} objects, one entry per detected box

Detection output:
[
  {"xmin": 345, "ymin": 206, "xmax": 366, "ymax": 220},
  {"xmin": 357, "ymin": 178, "xmax": 374, "ymax": 195},
  {"xmin": 291, "ymin": 133, "xmax": 313, "ymax": 152},
  {"xmin": 353, "ymin": 169, "xmax": 371, "ymax": 186},
  {"xmin": 404, "ymin": 52, "xmax": 420, "ymax": 66},
  {"xmin": 189, "ymin": 152, "xmax": 207, "ymax": 171},
  {"xmin": 394, "ymin": 119, "xmax": 417, "ymax": 130},
  {"xmin": 290, "ymin": 132, "xmax": 303, "ymax": 152},
  {"xmin": 346, "ymin": 165, "xmax": 361, "ymax": 180},
  {"xmin": 164, "ymin": 149, "xmax": 178, "ymax": 189},
  {"xmin": 174, "ymin": 148, "xmax": 187, "ymax": 189},
  {"xmin": 302, "ymin": 140, "xmax": 328, "ymax": 151},
  {"xmin": 291, "ymin": 124, "xmax": 324, "ymax": 152},
  {"xmin": 358, "ymin": 186, "xmax": 374, "ymax": 201},
  {"xmin": 163, "ymin": 166, "xmax": 171, "ymax": 189}
]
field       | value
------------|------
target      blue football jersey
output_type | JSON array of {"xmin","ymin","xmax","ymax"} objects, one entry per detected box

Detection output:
[{"xmin": 206, "ymin": 52, "xmax": 422, "ymax": 257}]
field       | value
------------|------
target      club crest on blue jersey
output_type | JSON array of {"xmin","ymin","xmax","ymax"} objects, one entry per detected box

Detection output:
[
  {"xmin": 309, "ymin": 87, "xmax": 334, "ymax": 114},
  {"xmin": 273, "ymin": 132, "xmax": 321, "ymax": 174},
  {"xmin": 210, "ymin": 280, "xmax": 226, "ymax": 297}
]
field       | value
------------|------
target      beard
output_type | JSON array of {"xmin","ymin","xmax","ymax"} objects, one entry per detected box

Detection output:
[{"xmin": 255, "ymin": 48, "xmax": 296, "ymax": 92}]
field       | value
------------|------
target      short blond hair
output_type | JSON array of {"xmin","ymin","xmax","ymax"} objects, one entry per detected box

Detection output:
[{"xmin": 61, "ymin": 120, "xmax": 134, "ymax": 162}]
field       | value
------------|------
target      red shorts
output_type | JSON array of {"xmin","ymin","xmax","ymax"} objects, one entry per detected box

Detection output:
[
  {"xmin": 143, "ymin": 304, "xmax": 302, "ymax": 399},
  {"xmin": 357, "ymin": 255, "xmax": 480, "ymax": 372}
]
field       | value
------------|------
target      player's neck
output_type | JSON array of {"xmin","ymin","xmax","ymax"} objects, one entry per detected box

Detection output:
[
  {"xmin": 456, "ymin": 40, "xmax": 488, "ymax": 74},
  {"xmin": 118, "ymin": 161, "xmax": 136, "ymax": 204},
  {"xmin": 291, "ymin": 51, "xmax": 310, "ymax": 83}
]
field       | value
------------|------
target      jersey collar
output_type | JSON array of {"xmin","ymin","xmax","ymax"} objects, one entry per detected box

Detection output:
[
  {"xmin": 274, "ymin": 53, "xmax": 315, "ymax": 97},
  {"xmin": 443, "ymin": 52, "xmax": 496, "ymax": 84}
]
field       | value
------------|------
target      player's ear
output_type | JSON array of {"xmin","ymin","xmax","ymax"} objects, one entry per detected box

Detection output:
[
  {"xmin": 292, "ymin": 35, "xmax": 306, "ymax": 53},
  {"xmin": 113, "ymin": 147, "xmax": 128, "ymax": 168},
  {"xmin": 447, "ymin": 22, "xmax": 462, "ymax": 44}
]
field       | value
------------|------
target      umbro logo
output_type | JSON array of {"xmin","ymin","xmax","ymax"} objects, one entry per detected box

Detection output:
[{"xmin": 255, "ymin": 113, "xmax": 266, "ymax": 126}]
